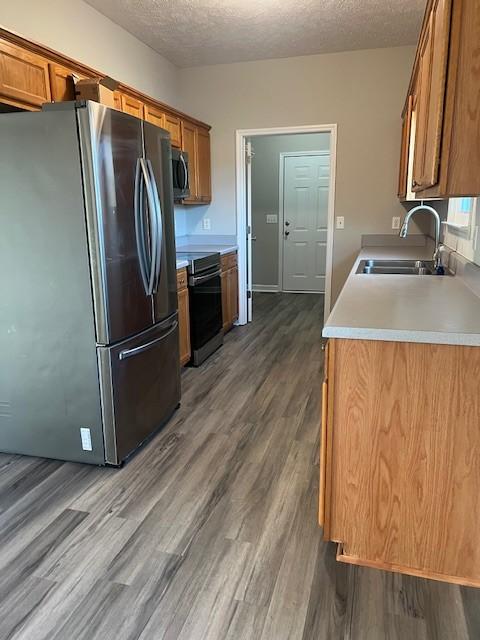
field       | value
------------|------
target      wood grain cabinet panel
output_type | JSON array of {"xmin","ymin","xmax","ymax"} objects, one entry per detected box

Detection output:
[
  {"xmin": 197, "ymin": 127, "xmax": 212, "ymax": 203},
  {"xmin": 144, "ymin": 103, "xmax": 165, "ymax": 128},
  {"xmin": 176, "ymin": 268, "xmax": 191, "ymax": 366},
  {"xmin": 323, "ymin": 338, "xmax": 480, "ymax": 588},
  {"xmin": 120, "ymin": 93, "xmax": 144, "ymax": 119},
  {"xmin": 163, "ymin": 113, "xmax": 181, "ymax": 148},
  {"xmin": 113, "ymin": 91, "xmax": 122, "ymax": 111},
  {"xmin": 0, "ymin": 40, "xmax": 51, "ymax": 109},
  {"xmin": 412, "ymin": 0, "xmax": 451, "ymax": 192},
  {"xmin": 181, "ymin": 120, "xmax": 199, "ymax": 203},
  {"xmin": 221, "ymin": 252, "xmax": 238, "ymax": 333},
  {"xmin": 48, "ymin": 63, "xmax": 77, "ymax": 102}
]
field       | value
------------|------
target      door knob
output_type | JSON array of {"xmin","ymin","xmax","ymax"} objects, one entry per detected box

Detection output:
[
  {"xmin": 285, "ymin": 221, "xmax": 290, "ymax": 227},
  {"xmin": 285, "ymin": 230, "xmax": 290, "ymax": 237}
]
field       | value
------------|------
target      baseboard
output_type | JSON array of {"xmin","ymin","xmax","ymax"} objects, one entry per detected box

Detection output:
[{"xmin": 252, "ymin": 284, "xmax": 280, "ymax": 293}]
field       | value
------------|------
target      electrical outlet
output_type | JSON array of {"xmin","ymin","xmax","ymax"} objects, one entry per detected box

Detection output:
[
  {"xmin": 266, "ymin": 214, "xmax": 278, "ymax": 224},
  {"xmin": 392, "ymin": 216, "xmax": 401, "ymax": 230},
  {"xmin": 202, "ymin": 217, "xmax": 211, "ymax": 231},
  {"xmin": 336, "ymin": 216, "xmax": 345, "ymax": 230}
]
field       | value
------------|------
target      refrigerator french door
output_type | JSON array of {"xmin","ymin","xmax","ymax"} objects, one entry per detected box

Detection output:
[{"xmin": 0, "ymin": 101, "xmax": 180, "ymax": 466}]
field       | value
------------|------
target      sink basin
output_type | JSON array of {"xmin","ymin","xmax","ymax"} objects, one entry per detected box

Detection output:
[{"xmin": 356, "ymin": 259, "xmax": 440, "ymax": 275}]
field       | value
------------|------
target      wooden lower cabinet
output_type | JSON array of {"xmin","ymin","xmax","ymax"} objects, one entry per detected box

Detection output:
[
  {"xmin": 177, "ymin": 268, "xmax": 191, "ymax": 366},
  {"xmin": 320, "ymin": 338, "xmax": 480, "ymax": 588},
  {"xmin": 221, "ymin": 252, "xmax": 238, "ymax": 333}
]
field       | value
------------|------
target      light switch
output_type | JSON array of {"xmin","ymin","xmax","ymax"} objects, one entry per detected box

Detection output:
[
  {"xmin": 392, "ymin": 216, "xmax": 401, "ymax": 230},
  {"xmin": 266, "ymin": 214, "xmax": 278, "ymax": 224},
  {"xmin": 336, "ymin": 216, "xmax": 345, "ymax": 230},
  {"xmin": 202, "ymin": 217, "xmax": 211, "ymax": 230}
]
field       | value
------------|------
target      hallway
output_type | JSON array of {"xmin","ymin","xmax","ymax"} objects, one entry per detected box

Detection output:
[{"xmin": 0, "ymin": 293, "xmax": 478, "ymax": 639}]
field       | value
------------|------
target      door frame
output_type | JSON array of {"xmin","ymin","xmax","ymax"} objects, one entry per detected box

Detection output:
[
  {"xmin": 235, "ymin": 124, "xmax": 337, "ymax": 325},
  {"xmin": 278, "ymin": 150, "xmax": 332, "ymax": 294}
]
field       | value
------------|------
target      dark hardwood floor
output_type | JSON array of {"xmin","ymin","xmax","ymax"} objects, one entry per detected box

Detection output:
[{"xmin": 0, "ymin": 292, "xmax": 479, "ymax": 639}]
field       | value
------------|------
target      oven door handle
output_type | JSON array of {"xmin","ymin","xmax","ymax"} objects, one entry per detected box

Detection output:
[{"xmin": 190, "ymin": 269, "xmax": 222, "ymax": 285}]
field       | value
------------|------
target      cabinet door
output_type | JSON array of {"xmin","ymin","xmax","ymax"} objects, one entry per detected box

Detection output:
[
  {"xmin": 397, "ymin": 95, "xmax": 413, "ymax": 199},
  {"xmin": 120, "ymin": 93, "xmax": 144, "ymax": 119},
  {"xmin": 113, "ymin": 91, "xmax": 122, "ymax": 111},
  {"xmin": 221, "ymin": 270, "xmax": 230, "ymax": 332},
  {"xmin": 181, "ymin": 120, "xmax": 199, "ymax": 203},
  {"xmin": 197, "ymin": 127, "xmax": 212, "ymax": 202},
  {"xmin": 177, "ymin": 286, "xmax": 191, "ymax": 366},
  {"xmin": 412, "ymin": 0, "xmax": 451, "ymax": 191},
  {"xmin": 0, "ymin": 40, "xmax": 51, "ymax": 109},
  {"xmin": 163, "ymin": 113, "xmax": 181, "ymax": 148},
  {"xmin": 144, "ymin": 104, "xmax": 165, "ymax": 129},
  {"xmin": 229, "ymin": 266, "xmax": 238, "ymax": 324},
  {"xmin": 48, "ymin": 63, "xmax": 77, "ymax": 102}
]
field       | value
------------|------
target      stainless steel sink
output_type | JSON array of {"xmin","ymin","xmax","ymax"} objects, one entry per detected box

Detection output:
[{"xmin": 356, "ymin": 259, "xmax": 441, "ymax": 275}]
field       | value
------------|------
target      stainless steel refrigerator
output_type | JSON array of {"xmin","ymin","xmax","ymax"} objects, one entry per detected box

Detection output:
[{"xmin": 0, "ymin": 101, "xmax": 180, "ymax": 465}]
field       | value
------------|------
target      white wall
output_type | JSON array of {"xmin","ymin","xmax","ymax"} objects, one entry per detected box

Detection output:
[
  {"xmin": 178, "ymin": 46, "xmax": 416, "ymax": 302},
  {"xmin": 0, "ymin": 0, "xmax": 179, "ymax": 108},
  {"xmin": 251, "ymin": 133, "xmax": 330, "ymax": 287}
]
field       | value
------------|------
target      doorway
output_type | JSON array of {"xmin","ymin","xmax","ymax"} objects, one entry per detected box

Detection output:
[{"xmin": 235, "ymin": 125, "xmax": 337, "ymax": 325}]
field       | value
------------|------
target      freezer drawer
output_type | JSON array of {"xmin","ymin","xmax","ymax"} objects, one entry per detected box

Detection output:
[{"xmin": 98, "ymin": 315, "xmax": 181, "ymax": 464}]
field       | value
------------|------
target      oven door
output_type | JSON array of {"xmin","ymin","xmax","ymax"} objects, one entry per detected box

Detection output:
[
  {"xmin": 189, "ymin": 269, "xmax": 223, "ymax": 350},
  {"xmin": 172, "ymin": 150, "xmax": 190, "ymax": 199}
]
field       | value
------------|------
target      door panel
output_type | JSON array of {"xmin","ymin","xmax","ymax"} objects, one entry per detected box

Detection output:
[
  {"xmin": 98, "ymin": 316, "xmax": 180, "ymax": 464},
  {"xmin": 143, "ymin": 121, "xmax": 178, "ymax": 323},
  {"xmin": 78, "ymin": 102, "xmax": 153, "ymax": 344},
  {"xmin": 283, "ymin": 154, "xmax": 330, "ymax": 292}
]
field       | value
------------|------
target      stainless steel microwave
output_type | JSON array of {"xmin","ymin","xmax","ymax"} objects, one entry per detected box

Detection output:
[{"xmin": 172, "ymin": 149, "xmax": 190, "ymax": 200}]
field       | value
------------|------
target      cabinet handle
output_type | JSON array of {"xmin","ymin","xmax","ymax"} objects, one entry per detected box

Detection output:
[{"xmin": 319, "ymin": 380, "xmax": 328, "ymax": 527}]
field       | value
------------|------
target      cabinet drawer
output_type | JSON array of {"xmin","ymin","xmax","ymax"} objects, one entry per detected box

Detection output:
[{"xmin": 176, "ymin": 268, "xmax": 188, "ymax": 291}]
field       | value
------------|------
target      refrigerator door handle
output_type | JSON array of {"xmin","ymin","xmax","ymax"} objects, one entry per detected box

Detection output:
[
  {"xmin": 134, "ymin": 158, "xmax": 150, "ymax": 295},
  {"xmin": 147, "ymin": 159, "xmax": 163, "ymax": 293},
  {"xmin": 139, "ymin": 158, "xmax": 158, "ymax": 295},
  {"xmin": 118, "ymin": 320, "xmax": 178, "ymax": 360}
]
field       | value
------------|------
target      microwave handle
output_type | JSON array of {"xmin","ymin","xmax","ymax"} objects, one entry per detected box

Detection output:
[{"xmin": 180, "ymin": 153, "xmax": 188, "ymax": 191}]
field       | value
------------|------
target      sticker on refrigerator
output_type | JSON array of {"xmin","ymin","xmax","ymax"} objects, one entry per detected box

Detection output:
[{"xmin": 80, "ymin": 427, "xmax": 93, "ymax": 451}]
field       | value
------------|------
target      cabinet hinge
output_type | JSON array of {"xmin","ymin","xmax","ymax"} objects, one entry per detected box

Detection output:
[{"xmin": 247, "ymin": 290, "xmax": 252, "ymax": 299}]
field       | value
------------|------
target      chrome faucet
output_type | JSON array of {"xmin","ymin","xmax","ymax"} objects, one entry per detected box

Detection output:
[{"xmin": 399, "ymin": 204, "xmax": 442, "ymax": 269}]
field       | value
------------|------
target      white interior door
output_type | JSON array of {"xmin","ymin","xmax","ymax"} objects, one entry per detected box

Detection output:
[{"xmin": 282, "ymin": 153, "xmax": 329, "ymax": 292}]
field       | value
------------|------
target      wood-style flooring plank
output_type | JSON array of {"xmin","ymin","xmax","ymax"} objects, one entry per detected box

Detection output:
[{"xmin": 0, "ymin": 293, "xmax": 478, "ymax": 640}]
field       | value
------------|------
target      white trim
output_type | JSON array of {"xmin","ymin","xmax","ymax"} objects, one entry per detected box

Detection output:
[
  {"xmin": 278, "ymin": 150, "xmax": 332, "ymax": 296},
  {"xmin": 252, "ymin": 284, "xmax": 280, "ymax": 293},
  {"xmin": 235, "ymin": 124, "xmax": 337, "ymax": 325}
]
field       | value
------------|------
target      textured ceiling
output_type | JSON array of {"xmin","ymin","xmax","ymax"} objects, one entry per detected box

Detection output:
[{"xmin": 84, "ymin": 0, "xmax": 425, "ymax": 68}]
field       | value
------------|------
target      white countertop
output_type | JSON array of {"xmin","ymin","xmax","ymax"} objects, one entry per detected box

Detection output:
[
  {"xmin": 323, "ymin": 246, "xmax": 480, "ymax": 346},
  {"xmin": 176, "ymin": 258, "xmax": 189, "ymax": 270},
  {"xmin": 176, "ymin": 243, "xmax": 238, "ymax": 256}
]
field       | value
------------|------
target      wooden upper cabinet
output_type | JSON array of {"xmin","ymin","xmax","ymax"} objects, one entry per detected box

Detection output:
[
  {"xmin": 399, "ymin": 0, "xmax": 480, "ymax": 198},
  {"xmin": 397, "ymin": 95, "xmax": 413, "ymax": 199},
  {"xmin": 144, "ymin": 103, "xmax": 165, "ymax": 128},
  {"xmin": 412, "ymin": 0, "xmax": 451, "ymax": 192},
  {"xmin": 163, "ymin": 113, "xmax": 181, "ymax": 148},
  {"xmin": 113, "ymin": 91, "xmax": 122, "ymax": 111},
  {"xmin": 181, "ymin": 120, "xmax": 199, "ymax": 203},
  {"xmin": 0, "ymin": 40, "xmax": 51, "ymax": 109},
  {"xmin": 197, "ymin": 127, "xmax": 212, "ymax": 203},
  {"xmin": 120, "ymin": 93, "xmax": 144, "ymax": 119},
  {"xmin": 48, "ymin": 63, "xmax": 77, "ymax": 102}
]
